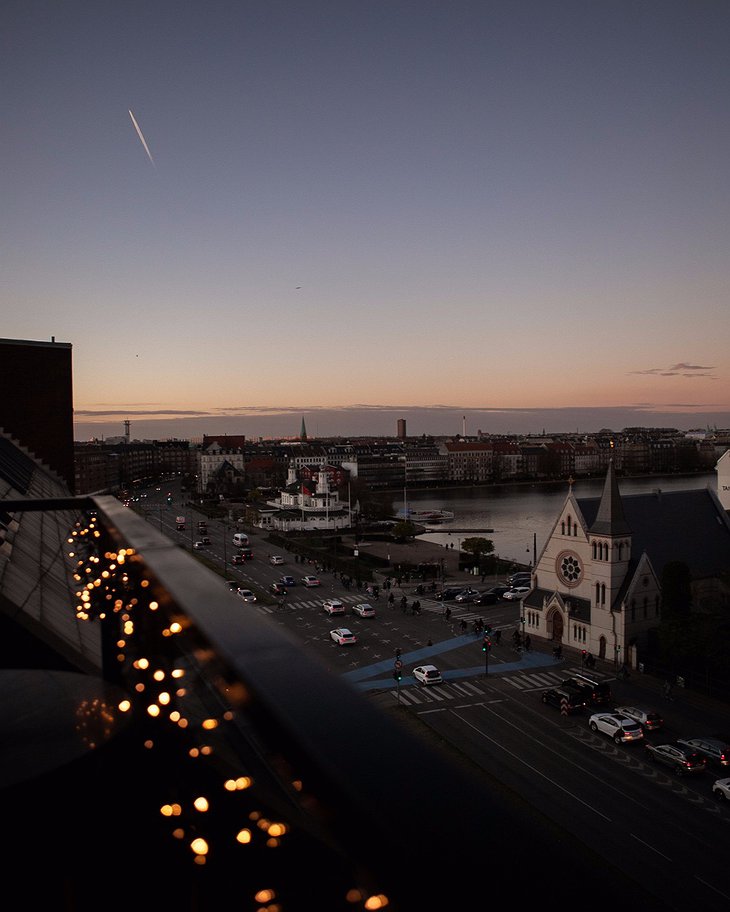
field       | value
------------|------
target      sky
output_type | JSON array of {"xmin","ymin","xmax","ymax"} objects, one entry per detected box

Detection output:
[{"xmin": 3, "ymin": 1, "xmax": 730, "ymax": 441}]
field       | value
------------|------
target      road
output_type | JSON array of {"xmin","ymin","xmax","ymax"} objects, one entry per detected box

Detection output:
[{"xmin": 133, "ymin": 481, "xmax": 730, "ymax": 911}]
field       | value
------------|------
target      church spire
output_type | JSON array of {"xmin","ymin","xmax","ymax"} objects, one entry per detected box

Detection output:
[
  {"xmin": 589, "ymin": 460, "xmax": 630, "ymax": 536},
  {"xmin": 300, "ymin": 416, "xmax": 307, "ymax": 441}
]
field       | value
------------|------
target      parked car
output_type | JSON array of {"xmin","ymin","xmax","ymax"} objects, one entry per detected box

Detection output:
[
  {"xmin": 541, "ymin": 687, "xmax": 587, "ymax": 713},
  {"xmin": 454, "ymin": 587, "xmax": 480, "ymax": 603},
  {"xmin": 508, "ymin": 572, "xmax": 532, "ymax": 587},
  {"xmin": 589, "ymin": 713, "xmax": 644, "ymax": 744},
  {"xmin": 413, "ymin": 665, "xmax": 443, "ymax": 685},
  {"xmin": 676, "ymin": 737, "xmax": 730, "ymax": 768},
  {"xmin": 323, "ymin": 599, "xmax": 345, "ymax": 616},
  {"xmin": 302, "ymin": 575, "xmax": 321, "ymax": 587},
  {"xmin": 236, "ymin": 588, "xmax": 257, "ymax": 603},
  {"xmin": 614, "ymin": 706, "xmax": 664, "ymax": 731},
  {"xmin": 351, "ymin": 603, "xmax": 376, "ymax": 618},
  {"xmin": 502, "ymin": 586, "xmax": 531, "ymax": 600},
  {"xmin": 269, "ymin": 555, "xmax": 285, "ymax": 565},
  {"xmin": 645, "ymin": 742, "xmax": 708, "ymax": 776},
  {"xmin": 280, "ymin": 576, "xmax": 296, "ymax": 587},
  {"xmin": 330, "ymin": 627, "xmax": 357, "ymax": 646},
  {"xmin": 712, "ymin": 778, "xmax": 730, "ymax": 801}
]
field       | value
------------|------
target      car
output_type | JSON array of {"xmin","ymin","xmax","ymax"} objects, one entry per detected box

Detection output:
[
  {"xmin": 236, "ymin": 588, "xmax": 257, "ymax": 603},
  {"xmin": 562, "ymin": 675, "xmax": 613, "ymax": 706},
  {"xmin": 330, "ymin": 627, "xmax": 357, "ymax": 646},
  {"xmin": 508, "ymin": 572, "xmax": 532, "ymax": 587},
  {"xmin": 302, "ymin": 575, "xmax": 321, "ymax": 587},
  {"xmin": 589, "ymin": 712, "xmax": 644, "ymax": 744},
  {"xmin": 231, "ymin": 554, "xmax": 245, "ymax": 564},
  {"xmin": 413, "ymin": 665, "xmax": 443, "ymax": 685},
  {"xmin": 645, "ymin": 742, "xmax": 708, "ymax": 776},
  {"xmin": 269, "ymin": 582, "xmax": 287, "ymax": 596},
  {"xmin": 269, "ymin": 555, "xmax": 285, "ymax": 565},
  {"xmin": 280, "ymin": 576, "xmax": 297, "ymax": 587},
  {"xmin": 193, "ymin": 541, "xmax": 205, "ymax": 550},
  {"xmin": 322, "ymin": 599, "xmax": 345, "ymax": 616},
  {"xmin": 472, "ymin": 590, "xmax": 498, "ymax": 606},
  {"xmin": 614, "ymin": 706, "xmax": 664, "ymax": 731},
  {"xmin": 676, "ymin": 737, "xmax": 730, "ymax": 768},
  {"xmin": 200, "ymin": 536, "xmax": 211, "ymax": 545},
  {"xmin": 351, "ymin": 602, "xmax": 376, "ymax": 618},
  {"xmin": 226, "ymin": 580, "xmax": 238, "ymax": 591},
  {"xmin": 712, "ymin": 778, "xmax": 730, "ymax": 801},
  {"xmin": 486, "ymin": 585, "xmax": 510, "ymax": 599},
  {"xmin": 438, "ymin": 587, "xmax": 464, "ymax": 601},
  {"xmin": 502, "ymin": 586, "xmax": 531, "ymax": 600},
  {"xmin": 454, "ymin": 587, "xmax": 480, "ymax": 603},
  {"xmin": 541, "ymin": 687, "xmax": 587, "ymax": 713}
]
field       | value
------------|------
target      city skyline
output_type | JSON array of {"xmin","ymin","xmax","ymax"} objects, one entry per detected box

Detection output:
[
  {"xmin": 73, "ymin": 402, "xmax": 730, "ymax": 443},
  {"xmin": 4, "ymin": 3, "xmax": 730, "ymax": 437}
]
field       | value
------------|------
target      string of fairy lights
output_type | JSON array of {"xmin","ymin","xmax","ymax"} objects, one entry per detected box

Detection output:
[{"xmin": 66, "ymin": 510, "xmax": 389, "ymax": 911}]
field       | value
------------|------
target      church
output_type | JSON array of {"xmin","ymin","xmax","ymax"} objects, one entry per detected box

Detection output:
[{"xmin": 522, "ymin": 454, "xmax": 730, "ymax": 670}]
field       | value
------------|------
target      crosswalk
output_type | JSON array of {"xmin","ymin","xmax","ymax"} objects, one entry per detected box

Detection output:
[{"xmin": 390, "ymin": 665, "xmax": 614, "ymax": 707}]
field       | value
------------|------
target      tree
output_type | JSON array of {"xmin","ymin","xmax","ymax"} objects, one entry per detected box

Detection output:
[
  {"xmin": 461, "ymin": 537, "xmax": 495, "ymax": 560},
  {"xmin": 392, "ymin": 521, "xmax": 417, "ymax": 542}
]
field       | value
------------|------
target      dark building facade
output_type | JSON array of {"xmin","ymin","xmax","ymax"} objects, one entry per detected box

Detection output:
[{"xmin": 0, "ymin": 337, "xmax": 75, "ymax": 492}]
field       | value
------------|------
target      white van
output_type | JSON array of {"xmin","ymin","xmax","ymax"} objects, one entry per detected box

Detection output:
[{"xmin": 232, "ymin": 532, "xmax": 249, "ymax": 547}]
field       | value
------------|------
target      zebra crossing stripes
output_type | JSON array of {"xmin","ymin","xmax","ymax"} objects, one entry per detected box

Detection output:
[{"xmin": 391, "ymin": 679, "xmax": 490, "ymax": 706}]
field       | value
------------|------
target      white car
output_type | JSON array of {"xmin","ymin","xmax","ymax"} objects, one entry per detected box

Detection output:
[
  {"xmin": 589, "ymin": 712, "xmax": 644, "ymax": 744},
  {"xmin": 330, "ymin": 627, "xmax": 357, "ymax": 646},
  {"xmin": 302, "ymin": 575, "xmax": 321, "ymax": 587},
  {"xmin": 614, "ymin": 706, "xmax": 664, "ymax": 731},
  {"xmin": 269, "ymin": 555, "xmax": 285, "ymax": 565},
  {"xmin": 712, "ymin": 778, "xmax": 730, "ymax": 801},
  {"xmin": 413, "ymin": 664, "xmax": 443, "ymax": 685},
  {"xmin": 322, "ymin": 599, "xmax": 345, "ymax": 616},
  {"xmin": 351, "ymin": 603, "xmax": 376, "ymax": 618},
  {"xmin": 502, "ymin": 586, "xmax": 531, "ymax": 600},
  {"xmin": 236, "ymin": 588, "xmax": 257, "ymax": 603}
]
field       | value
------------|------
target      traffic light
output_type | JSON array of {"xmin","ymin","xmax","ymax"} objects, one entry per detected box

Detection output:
[
  {"xmin": 482, "ymin": 636, "xmax": 491, "ymax": 653},
  {"xmin": 395, "ymin": 648, "xmax": 401, "ymax": 659},
  {"xmin": 393, "ymin": 668, "xmax": 402, "ymax": 682}
]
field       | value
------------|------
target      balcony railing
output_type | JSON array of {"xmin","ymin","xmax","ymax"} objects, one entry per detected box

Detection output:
[{"xmin": 2, "ymin": 493, "xmax": 651, "ymax": 909}]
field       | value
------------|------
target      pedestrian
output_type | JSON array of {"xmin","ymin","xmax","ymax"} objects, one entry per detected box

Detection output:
[
  {"xmin": 444, "ymin": 606, "xmax": 452, "ymax": 621},
  {"xmin": 460, "ymin": 619, "xmax": 467, "ymax": 634},
  {"xmin": 524, "ymin": 634, "xmax": 531, "ymax": 652}
]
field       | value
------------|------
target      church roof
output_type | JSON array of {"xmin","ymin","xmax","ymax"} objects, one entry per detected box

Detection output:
[{"xmin": 577, "ymin": 485, "xmax": 730, "ymax": 581}]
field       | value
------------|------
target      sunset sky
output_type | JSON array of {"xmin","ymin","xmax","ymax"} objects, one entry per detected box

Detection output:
[{"xmin": 3, "ymin": 2, "xmax": 730, "ymax": 440}]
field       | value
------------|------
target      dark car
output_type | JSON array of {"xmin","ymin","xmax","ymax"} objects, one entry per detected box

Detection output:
[
  {"xmin": 645, "ymin": 742, "xmax": 707, "ymax": 776},
  {"xmin": 541, "ymin": 687, "xmax": 587, "ymax": 713},
  {"xmin": 676, "ymin": 738, "xmax": 730, "ymax": 769},
  {"xmin": 562, "ymin": 674, "xmax": 612, "ymax": 706},
  {"xmin": 280, "ymin": 576, "xmax": 297, "ymax": 586},
  {"xmin": 472, "ymin": 590, "xmax": 498, "ymax": 606},
  {"xmin": 438, "ymin": 587, "xmax": 465, "ymax": 601},
  {"xmin": 486, "ymin": 585, "xmax": 510, "ymax": 599},
  {"xmin": 269, "ymin": 582, "xmax": 287, "ymax": 596}
]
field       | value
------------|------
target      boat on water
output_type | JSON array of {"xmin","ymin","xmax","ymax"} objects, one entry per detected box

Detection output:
[{"xmin": 396, "ymin": 508, "xmax": 455, "ymax": 524}]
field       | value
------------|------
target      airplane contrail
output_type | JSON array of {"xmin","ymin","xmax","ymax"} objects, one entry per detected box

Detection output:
[{"xmin": 128, "ymin": 109, "xmax": 155, "ymax": 167}]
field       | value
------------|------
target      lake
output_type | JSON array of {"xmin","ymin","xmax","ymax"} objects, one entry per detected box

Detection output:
[{"xmin": 397, "ymin": 472, "xmax": 716, "ymax": 565}]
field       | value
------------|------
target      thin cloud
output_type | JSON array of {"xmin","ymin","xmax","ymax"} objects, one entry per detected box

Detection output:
[{"xmin": 631, "ymin": 362, "xmax": 716, "ymax": 379}]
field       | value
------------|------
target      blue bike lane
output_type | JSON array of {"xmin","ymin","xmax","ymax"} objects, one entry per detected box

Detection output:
[{"xmin": 342, "ymin": 634, "xmax": 559, "ymax": 692}]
